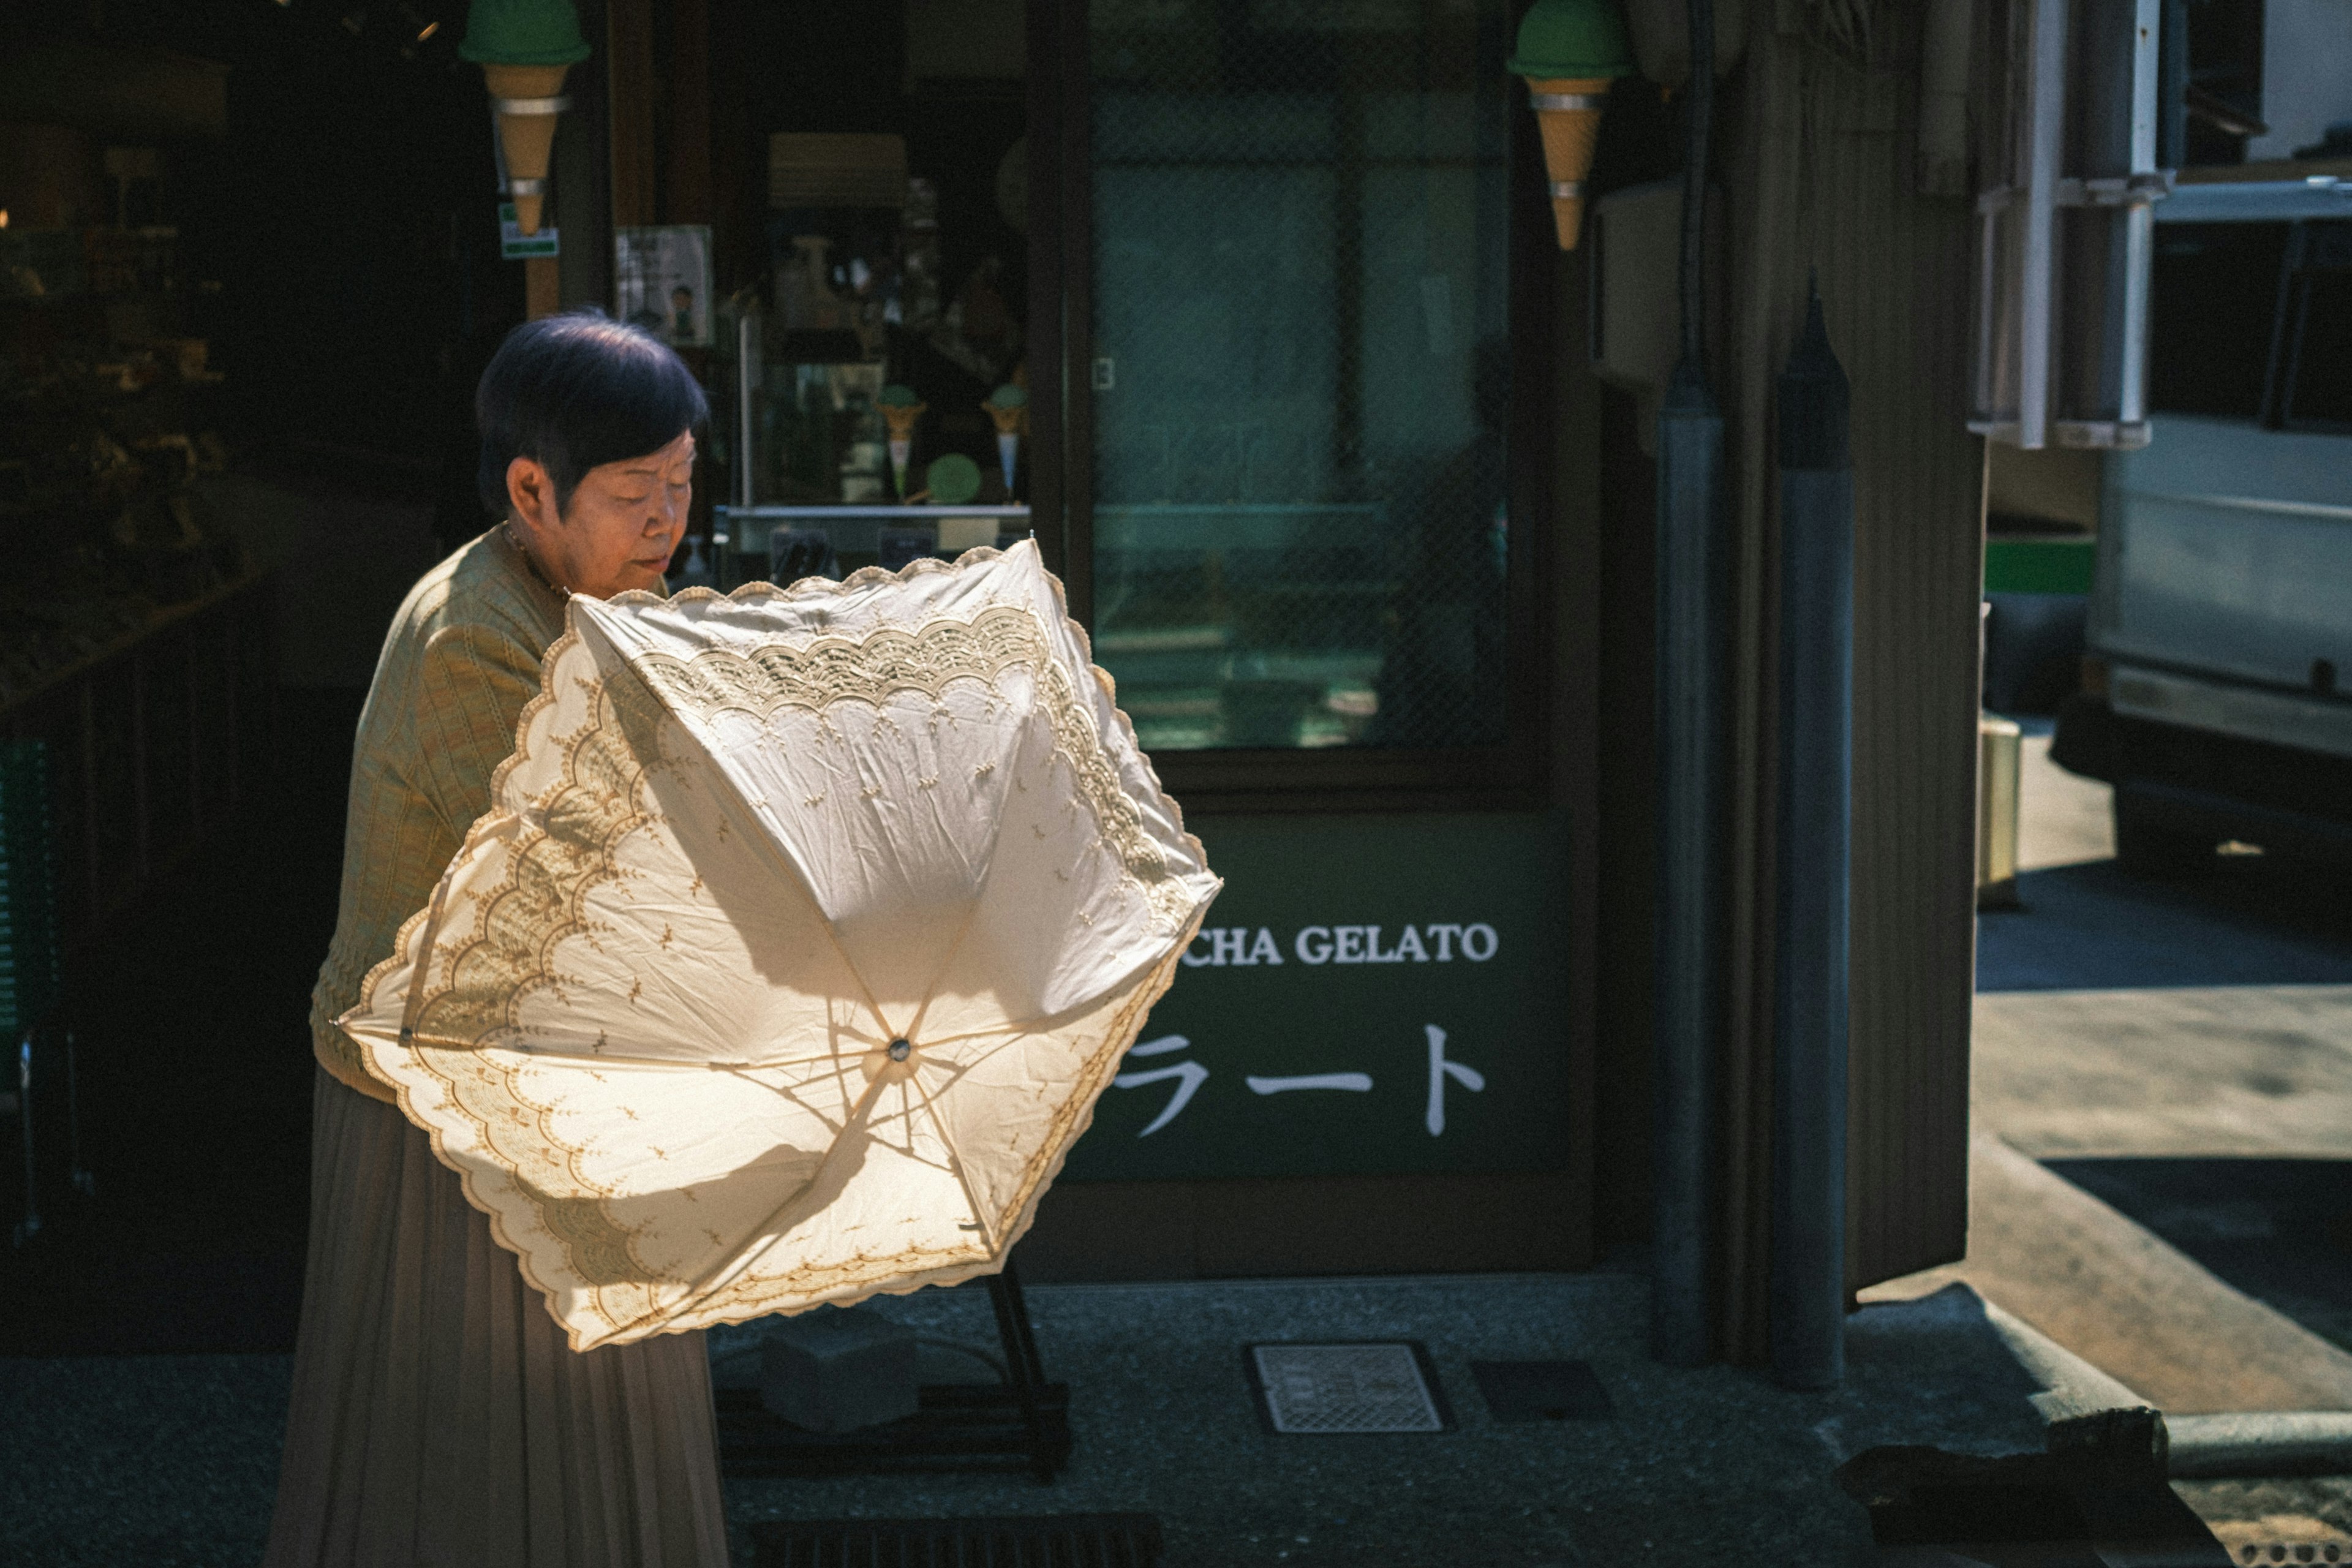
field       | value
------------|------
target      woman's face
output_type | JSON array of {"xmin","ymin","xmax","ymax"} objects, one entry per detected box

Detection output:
[{"xmin": 506, "ymin": 430, "xmax": 695, "ymax": 598}]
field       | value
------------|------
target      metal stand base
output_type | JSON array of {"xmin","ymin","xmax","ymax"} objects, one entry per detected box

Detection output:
[{"xmin": 717, "ymin": 1260, "xmax": 1069, "ymax": 1482}]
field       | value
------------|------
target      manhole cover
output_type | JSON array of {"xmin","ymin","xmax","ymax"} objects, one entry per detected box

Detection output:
[{"xmin": 1244, "ymin": 1341, "xmax": 1451, "ymax": 1434}]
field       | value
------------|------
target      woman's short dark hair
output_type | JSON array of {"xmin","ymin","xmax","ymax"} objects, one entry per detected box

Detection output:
[{"xmin": 475, "ymin": 309, "xmax": 709, "ymax": 519}]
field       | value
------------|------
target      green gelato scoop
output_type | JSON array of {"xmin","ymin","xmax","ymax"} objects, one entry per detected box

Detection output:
[{"xmin": 925, "ymin": 453, "xmax": 984, "ymax": 506}]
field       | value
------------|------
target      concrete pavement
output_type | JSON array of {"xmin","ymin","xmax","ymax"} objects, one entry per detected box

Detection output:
[
  {"xmin": 1865, "ymin": 725, "xmax": 2352, "ymax": 1550},
  {"xmin": 1973, "ymin": 983, "xmax": 2352, "ymax": 1162}
]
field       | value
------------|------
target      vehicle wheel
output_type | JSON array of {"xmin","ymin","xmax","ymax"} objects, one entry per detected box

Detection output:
[{"xmin": 2111, "ymin": 793, "xmax": 2216, "ymax": 878}]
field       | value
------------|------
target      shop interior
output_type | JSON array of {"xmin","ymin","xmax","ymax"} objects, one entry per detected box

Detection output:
[
  {"xmin": 0, "ymin": 0, "xmax": 1578, "ymax": 1389},
  {"xmin": 699, "ymin": 4, "xmax": 1033, "ymax": 587},
  {"xmin": 0, "ymin": 0, "xmax": 1042, "ymax": 1358}
]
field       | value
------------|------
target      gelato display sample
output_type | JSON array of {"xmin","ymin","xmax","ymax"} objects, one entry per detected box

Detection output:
[
  {"xmin": 876, "ymin": 383, "xmax": 926, "ymax": 499},
  {"xmin": 924, "ymin": 451, "xmax": 983, "ymax": 506},
  {"xmin": 985, "ymin": 383, "xmax": 1028, "ymax": 494}
]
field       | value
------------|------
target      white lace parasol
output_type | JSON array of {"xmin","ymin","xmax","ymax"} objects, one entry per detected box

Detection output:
[{"xmin": 340, "ymin": 541, "xmax": 1219, "ymax": 1349}]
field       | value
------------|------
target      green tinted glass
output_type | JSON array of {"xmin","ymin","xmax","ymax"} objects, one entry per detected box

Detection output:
[{"xmin": 1090, "ymin": 0, "xmax": 1513, "ymax": 752}]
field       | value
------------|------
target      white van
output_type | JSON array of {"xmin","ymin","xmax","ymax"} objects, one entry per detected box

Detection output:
[{"xmin": 2051, "ymin": 177, "xmax": 2352, "ymax": 872}]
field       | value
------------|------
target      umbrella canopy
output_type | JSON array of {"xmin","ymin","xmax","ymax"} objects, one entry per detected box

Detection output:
[{"xmin": 341, "ymin": 542, "xmax": 1218, "ymax": 1350}]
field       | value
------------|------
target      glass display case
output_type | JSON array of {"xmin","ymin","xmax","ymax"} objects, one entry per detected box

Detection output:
[{"xmin": 706, "ymin": 141, "xmax": 1034, "ymax": 592}]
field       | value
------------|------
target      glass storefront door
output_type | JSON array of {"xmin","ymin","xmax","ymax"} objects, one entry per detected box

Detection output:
[{"xmin": 1085, "ymin": 0, "xmax": 1515, "ymax": 756}]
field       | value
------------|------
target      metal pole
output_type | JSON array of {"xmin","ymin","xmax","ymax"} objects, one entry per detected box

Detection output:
[
  {"xmin": 2157, "ymin": 0, "xmax": 2187, "ymax": 170},
  {"xmin": 2016, "ymin": 0, "xmax": 2071, "ymax": 449},
  {"xmin": 1651, "ymin": 0, "xmax": 1725, "ymax": 1368},
  {"xmin": 1769, "ymin": 282, "xmax": 1853, "ymax": 1390},
  {"xmin": 15, "ymin": 1035, "xmax": 37, "ymax": 1246},
  {"xmin": 735, "ymin": 306, "xmax": 759, "ymax": 508},
  {"xmin": 66, "ymin": 1030, "xmax": 91, "ymax": 1197}
]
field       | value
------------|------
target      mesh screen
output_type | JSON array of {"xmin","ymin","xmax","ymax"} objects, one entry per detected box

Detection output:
[{"xmin": 1090, "ymin": 0, "xmax": 1513, "ymax": 752}]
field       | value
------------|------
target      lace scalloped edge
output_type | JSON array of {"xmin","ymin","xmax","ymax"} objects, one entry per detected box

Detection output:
[
  {"xmin": 604, "ymin": 907, "xmax": 1208, "ymax": 1346},
  {"xmin": 347, "ymin": 947, "xmax": 634, "ymax": 1348},
  {"xmin": 353, "ymin": 906, "xmax": 1208, "ymax": 1352},
  {"xmin": 594, "ymin": 540, "xmax": 1210, "ymax": 891}
]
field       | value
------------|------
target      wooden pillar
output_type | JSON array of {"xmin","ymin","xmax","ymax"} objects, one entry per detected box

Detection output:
[
  {"xmin": 608, "ymin": 0, "xmax": 657, "ymax": 230},
  {"xmin": 666, "ymin": 0, "xmax": 714, "ymax": 226},
  {"xmin": 525, "ymin": 255, "xmax": 561, "ymax": 318},
  {"xmin": 1703, "ymin": 6, "xmax": 1996, "ymax": 1361}
]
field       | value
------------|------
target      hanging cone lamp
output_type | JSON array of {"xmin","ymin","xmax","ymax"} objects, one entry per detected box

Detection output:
[
  {"xmin": 461, "ymin": 0, "xmax": 592, "ymax": 236},
  {"xmin": 1509, "ymin": 0, "xmax": 1636, "ymax": 250}
]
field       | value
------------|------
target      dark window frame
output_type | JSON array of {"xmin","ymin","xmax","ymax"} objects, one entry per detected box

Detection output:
[
  {"xmin": 1023, "ymin": 0, "xmax": 1559, "ymax": 815},
  {"xmin": 2262, "ymin": 219, "xmax": 2352, "ymax": 433}
]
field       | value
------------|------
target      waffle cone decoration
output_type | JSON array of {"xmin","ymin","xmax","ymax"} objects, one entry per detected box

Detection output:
[
  {"xmin": 877, "ymin": 385, "xmax": 927, "ymax": 500},
  {"xmin": 461, "ymin": 0, "xmax": 592, "ymax": 238},
  {"xmin": 485, "ymin": 63, "xmax": 570, "ymax": 235},
  {"xmin": 1509, "ymin": 0, "xmax": 1636, "ymax": 251},
  {"xmin": 1526, "ymin": 77, "xmax": 1611, "ymax": 249}
]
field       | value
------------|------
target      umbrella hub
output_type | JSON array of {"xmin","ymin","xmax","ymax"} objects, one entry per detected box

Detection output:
[{"xmin": 888, "ymin": 1038, "xmax": 912, "ymax": 1063}]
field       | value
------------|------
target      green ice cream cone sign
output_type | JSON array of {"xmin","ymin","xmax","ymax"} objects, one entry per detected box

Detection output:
[
  {"xmin": 463, "ymin": 0, "xmax": 592, "ymax": 236},
  {"xmin": 878, "ymin": 385, "xmax": 926, "ymax": 501},
  {"xmin": 460, "ymin": 0, "xmax": 592, "ymax": 64},
  {"xmin": 1509, "ymin": 0, "xmax": 1635, "ymax": 250}
]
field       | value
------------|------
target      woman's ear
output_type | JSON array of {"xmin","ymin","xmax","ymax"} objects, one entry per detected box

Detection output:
[{"xmin": 505, "ymin": 456, "xmax": 559, "ymax": 534}]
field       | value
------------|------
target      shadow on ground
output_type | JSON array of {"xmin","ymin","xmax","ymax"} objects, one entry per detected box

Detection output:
[
  {"xmin": 2042, "ymin": 1158, "xmax": 2352, "ymax": 1356},
  {"xmin": 4, "ymin": 1275, "xmax": 2075, "ymax": 1567},
  {"xmin": 1979, "ymin": 859, "xmax": 2352, "ymax": 993}
]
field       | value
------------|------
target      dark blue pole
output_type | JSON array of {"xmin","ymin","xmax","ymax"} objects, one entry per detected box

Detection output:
[
  {"xmin": 1651, "ymin": 0, "xmax": 1725, "ymax": 1369},
  {"xmin": 1768, "ymin": 282, "xmax": 1853, "ymax": 1390}
]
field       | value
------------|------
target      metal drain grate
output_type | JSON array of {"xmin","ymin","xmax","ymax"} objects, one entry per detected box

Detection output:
[
  {"xmin": 749, "ymin": 1513, "xmax": 1163, "ymax": 1567},
  {"xmin": 1244, "ymin": 1341, "xmax": 1452, "ymax": 1434}
]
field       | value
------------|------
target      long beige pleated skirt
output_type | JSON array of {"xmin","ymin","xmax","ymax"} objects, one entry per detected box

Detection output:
[{"xmin": 262, "ymin": 1067, "xmax": 733, "ymax": 1567}]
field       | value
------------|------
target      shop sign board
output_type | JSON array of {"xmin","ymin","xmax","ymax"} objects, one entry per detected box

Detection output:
[
  {"xmin": 499, "ymin": 203, "xmax": 559, "ymax": 260},
  {"xmin": 1061, "ymin": 812, "xmax": 1574, "ymax": 1183}
]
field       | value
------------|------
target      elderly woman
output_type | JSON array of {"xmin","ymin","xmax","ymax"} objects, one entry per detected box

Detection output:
[{"xmin": 264, "ymin": 314, "xmax": 730, "ymax": 1567}]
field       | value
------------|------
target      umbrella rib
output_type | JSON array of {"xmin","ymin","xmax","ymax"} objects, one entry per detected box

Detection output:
[
  {"xmin": 900, "ymin": 696, "xmax": 1032, "ymax": 1046},
  {"xmin": 705, "ymin": 1063, "xmax": 851, "ymax": 1136},
  {"xmin": 901, "ymin": 1064, "xmax": 998, "ymax": 1254},
  {"xmin": 897, "ymin": 882, "xmax": 991, "ymax": 1046},
  {"xmin": 900, "ymin": 1023, "xmax": 1029, "ymax": 1055},
  {"xmin": 668, "ymin": 1062, "xmax": 903, "ymax": 1314},
  {"xmin": 402, "ymin": 1034, "xmax": 856, "ymax": 1076},
  {"xmin": 784, "ymin": 892, "xmax": 894, "ymax": 1042},
  {"xmin": 674, "ymin": 712, "xmax": 902, "ymax": 1042}
]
